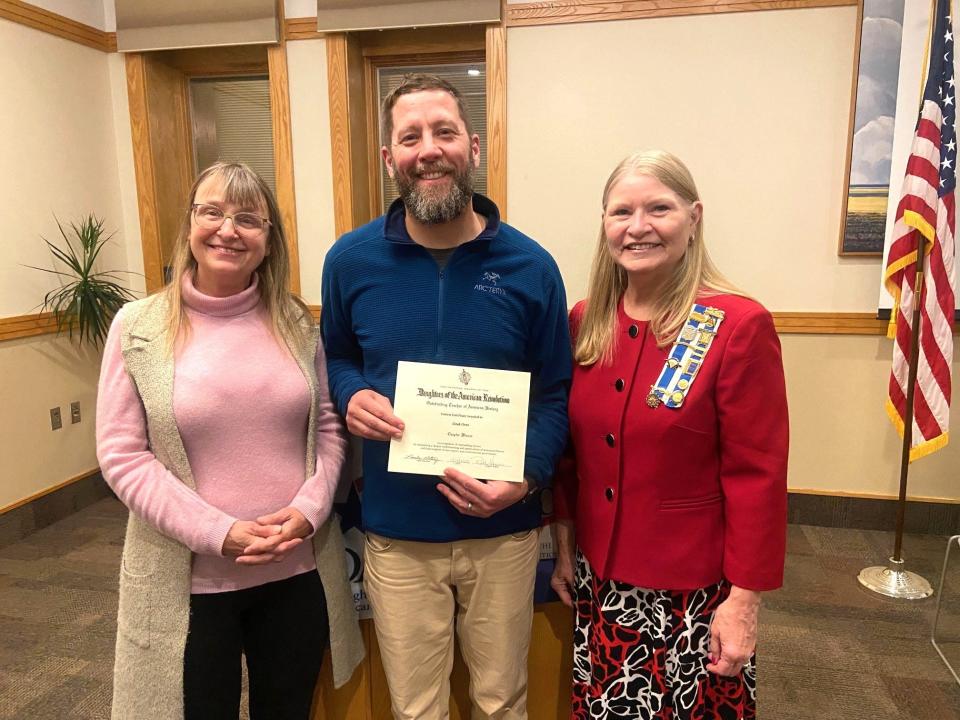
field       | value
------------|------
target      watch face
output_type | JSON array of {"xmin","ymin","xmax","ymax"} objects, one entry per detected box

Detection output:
[{"xmin": 539, "ymin": 486, "xmax": 553, "ymax": 517}]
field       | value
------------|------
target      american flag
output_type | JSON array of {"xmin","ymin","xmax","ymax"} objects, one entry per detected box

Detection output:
[{"xmin": 884, "ymin": 0, "xmax": 957, "ymax": 461}]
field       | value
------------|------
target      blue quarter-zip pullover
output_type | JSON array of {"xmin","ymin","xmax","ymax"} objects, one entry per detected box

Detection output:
[{"xmin": 321, "ymin": 195, "xmax": 572, "ymax": 541}]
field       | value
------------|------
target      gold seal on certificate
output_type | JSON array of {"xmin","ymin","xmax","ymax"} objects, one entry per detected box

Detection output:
[{"xmin": 388, "ymin": 361, "xmax": 530, "ymax": 482}]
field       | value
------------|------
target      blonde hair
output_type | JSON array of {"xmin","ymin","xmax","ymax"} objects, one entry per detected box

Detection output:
[
  {"xmin": 575, "ymin": 150, "xmax": 745, "ymax": 366},
  {"xmin": 163, "ymin": 161, "xmax": 310, "ymax": 353}
]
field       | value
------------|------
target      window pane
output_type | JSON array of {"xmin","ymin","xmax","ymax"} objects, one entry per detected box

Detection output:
[{"xmin": 190, "ymin": 76, "xmax": 275, "ymax": 194}]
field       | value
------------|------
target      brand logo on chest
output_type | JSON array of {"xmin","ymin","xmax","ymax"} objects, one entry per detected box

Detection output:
[{"xmin": 474, "ymin": 271, "xmax": 506, "ymax": 296}]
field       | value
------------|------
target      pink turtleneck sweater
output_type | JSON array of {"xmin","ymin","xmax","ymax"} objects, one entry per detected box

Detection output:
[{"xmin": 96, "ymin": 274, "xmax": 347, "ymax": 593}]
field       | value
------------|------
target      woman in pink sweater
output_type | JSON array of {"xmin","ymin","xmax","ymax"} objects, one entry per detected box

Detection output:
[{"xmin": 97, "ymin": 162, "xmax": 357, "ymax": 719}]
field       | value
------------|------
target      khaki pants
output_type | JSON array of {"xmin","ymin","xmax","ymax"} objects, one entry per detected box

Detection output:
[{"xmin": 363, "ymin": 529, "xmax": 540, "ymax": 720}]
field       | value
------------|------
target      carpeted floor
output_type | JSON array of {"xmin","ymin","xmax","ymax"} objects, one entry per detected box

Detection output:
[{"xmin": 0, "ymin": 497, "xmax": 958, "ymax": 719}]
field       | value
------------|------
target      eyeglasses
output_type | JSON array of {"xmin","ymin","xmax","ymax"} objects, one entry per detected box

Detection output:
[{"xmin": 192, "ymin": 203, "xmax": 271, "ymax": 236}]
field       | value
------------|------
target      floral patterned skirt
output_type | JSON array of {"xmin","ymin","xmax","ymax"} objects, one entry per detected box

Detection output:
[{"xmin": 572, "ymin": 551, "xmax": 757, "ymax": 720}]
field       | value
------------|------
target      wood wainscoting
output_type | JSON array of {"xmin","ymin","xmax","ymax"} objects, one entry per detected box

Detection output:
[{"xmin": 312, "ymin": 603, "xmax": 574, "ymax": 719}]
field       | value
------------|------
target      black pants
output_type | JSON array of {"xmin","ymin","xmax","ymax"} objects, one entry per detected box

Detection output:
[{"xmin": 183, "ymin": 570, "xmax": 329, "ymax": 720}]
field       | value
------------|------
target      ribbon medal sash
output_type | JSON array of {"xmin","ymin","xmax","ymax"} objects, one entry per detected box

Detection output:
[{"xmin": 646, "ymin": 304, "xmax": 725, "ymax": 409}]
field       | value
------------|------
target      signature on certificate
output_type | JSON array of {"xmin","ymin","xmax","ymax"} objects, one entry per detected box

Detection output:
[
  {"xmin": 402, "ymin": 454, "xmax": 510, "ymax": 471},
  {"xmin": 404, "ymin": 454, "xmax": 443, "ymax": 465},
  {"xmin": 447, "ymin": 455, "xmax": 510, "ymax": 470}
]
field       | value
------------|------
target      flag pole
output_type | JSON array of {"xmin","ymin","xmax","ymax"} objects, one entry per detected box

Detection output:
[
  {"xmin": 856, "ymin": 0, "xmax": 949, "ymax": 601},
  {"xmin": 858, "ymin": 235, "xmax": 933, "ymax": 599},
  {"xmin": 893, "ymin": 249, "xmax": 925, "ymax": 563}
]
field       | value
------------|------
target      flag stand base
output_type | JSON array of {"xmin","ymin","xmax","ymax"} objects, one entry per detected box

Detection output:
[{"xmin": 858, "ymin": 556, "xmax": 933, "ymax": 599}]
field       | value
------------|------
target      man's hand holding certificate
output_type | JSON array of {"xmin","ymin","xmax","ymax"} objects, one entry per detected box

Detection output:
[{"xmin": 388, "ymin": 361, "xmax": 530, "ymax": 483}]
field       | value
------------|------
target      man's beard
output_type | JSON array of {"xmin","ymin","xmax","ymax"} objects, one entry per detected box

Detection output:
[{"xmin": 394, "ymin": 161, "xmax": 475, "ymax": 225}]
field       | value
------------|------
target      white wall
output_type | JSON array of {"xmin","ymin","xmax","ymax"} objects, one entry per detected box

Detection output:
[
  {"xmin": 107, "ymin": 51, "xmax": 144, "ymax": 296},
  {"xmin": 783, "ymin": 334, "xmax": 959, "ymax": 500},
  {"xmin": 0, "ymin": 335, "xmax": 102, "ymax": 507},
  {"xmin": 4, "ymin": 5, "xmax": 956, "ymax": 506},
  {"xmin": 284, "ymin": 0, "xmax": 316, "ymax": 18},
  {"xmin": 25, "ymin": 0, "xmax": 106, "ymax": 29},
  {"xmin": 506, "ymin": 8, "xmax": 869, "ymax": 312},
  {"xmin": 504, "ymin": 7, "xmax": 959, "ymax": 500},
  {"xmin": 0, "ymin": 18, "xmax": 134, "ymax": 507},
  {"xmin": 0, "ymin": 18, "xmax": 130, "ymax": 316},
  {"xmin": 287, "ymin": 38, "xmax": 337, "ymax": 304}
]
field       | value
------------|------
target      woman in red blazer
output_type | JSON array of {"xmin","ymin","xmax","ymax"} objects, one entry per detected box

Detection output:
[{"xmin": 551, "ymin": 150, "xmax": 788, "ymax": 720}]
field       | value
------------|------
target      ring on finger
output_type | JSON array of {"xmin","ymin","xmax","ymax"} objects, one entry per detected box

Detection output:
[{"xmin": 466, "ymin": 501, "xmax": 473, "ymax": 511}]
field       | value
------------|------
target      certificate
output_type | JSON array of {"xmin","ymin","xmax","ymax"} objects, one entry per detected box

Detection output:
[{"xmin": 388, "ymin": 361, "xmax": 530, "ymax": 482}]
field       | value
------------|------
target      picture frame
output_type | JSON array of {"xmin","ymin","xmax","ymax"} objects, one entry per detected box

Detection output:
[{"xmin": 838, "ymin": 0, "xmax": 907, "ymax": 256}]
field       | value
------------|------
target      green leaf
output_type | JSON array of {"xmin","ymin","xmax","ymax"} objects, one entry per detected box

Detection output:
[{"xmin": 24, "ymin": 214, "xmax": 141, "ymax": 348}]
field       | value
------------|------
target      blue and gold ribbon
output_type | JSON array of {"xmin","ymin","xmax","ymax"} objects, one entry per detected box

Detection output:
[{"xmin": 646, "ymin": 304, "xmax": 725, "ymax": 409}]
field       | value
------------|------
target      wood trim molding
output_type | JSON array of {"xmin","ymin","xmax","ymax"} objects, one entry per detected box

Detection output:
[
  {"xmin": 505, "ymin": 0, "xmax": 856, "ymax": 27},
  {"xmin": 286, "ymin": 1, "xmax": 859, "ymax": 37},
  {"xmin": 772, "ymin": 311, "xmax": 887, "ymax": 335},
  {"xmin": 364, "ymin": 58, "xmax": 382, "ymax": 219},
  {"xmin": 285, "ymin": 16, "xmax": 325, "ymax": 42},
  {"xmin": 486, "ymin": 24, "xmax": 508, "ymax": 218},
  {"xmin": 0, "ymin": 0, "xmax": 115, "ymax": 51},
  {"xmin": 0, "ymin": 312, "xmax": 61, "ymax": 342},
  {"xmin": 771, "ymin": 312, "xmax": 959, "ymax": 335},
  {"xmin": 326, "ymin": 34, "xmax": 370, "ymax": 236},
  {"xmin": 299, "ymin": 308, "xmax": 894, "ymax": 336},
  {"xmin": 125, "ymin": 53, "xmax": 166, "ymax": 295},
  {"xmin": 153, "ymin": 45, "xmax": 268, "ymax": 77},
  {"xmin": 0, "ymin": 310, "xmax": 952, "ymax": 343},
  {"xmin": 0, "ymin": 468, "xmax": 100, "ymax": 516},
  {"xmin": 327, "ymin": 35, "xmax": 355, "ymax": 237},
  {"xmin": 359, "ymin": 25, "xmax": 485, "ymax": 56},
  {"xmin": 268, "ymin": 44, "xmax": 301, "ymax": 294}
]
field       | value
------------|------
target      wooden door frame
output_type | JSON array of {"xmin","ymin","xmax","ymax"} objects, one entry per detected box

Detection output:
[
  {"xmin": 363, "ymin": 48, "xmax": 486, "ymax": 219},
  {"xmin": 326, "ymin": 23, "xmax": 508, "ymax": 235},
  {"xmin": 126, "ymin": 43, "xmax": 301, "ymax": 293}
]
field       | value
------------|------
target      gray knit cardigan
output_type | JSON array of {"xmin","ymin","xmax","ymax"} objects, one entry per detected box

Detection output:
[{"xmin": 110, "ymin": 294, "xmax": 364, "ymax": 720}]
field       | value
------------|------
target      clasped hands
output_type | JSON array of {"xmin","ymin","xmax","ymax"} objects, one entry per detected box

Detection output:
[
  {"xmin": 347, "ymin": 389, "xmax": 529, "ymax": 516},
  {"xmin": 222, "ymin": 506, "xmax": 313, "ymax": 565}
]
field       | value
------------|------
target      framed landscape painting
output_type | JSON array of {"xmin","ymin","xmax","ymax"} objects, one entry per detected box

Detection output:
[{"xmin": 839, "ymin": 0, "xmax": 906, "ymax": 256}]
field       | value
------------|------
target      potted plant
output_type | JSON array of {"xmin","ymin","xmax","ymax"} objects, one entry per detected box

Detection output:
[{"xmin": 27, "ymin": 215, "xmax": 137, "ymax": 348}]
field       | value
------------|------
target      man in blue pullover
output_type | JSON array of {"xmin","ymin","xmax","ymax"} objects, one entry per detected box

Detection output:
[{"xmin": 321, "ymin": 74, "xmax": 571, "ymax": 720}]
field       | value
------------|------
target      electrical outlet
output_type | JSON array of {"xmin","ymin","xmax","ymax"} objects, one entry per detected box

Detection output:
[
  {"xmin": 50, "ymin": 407, "xmax": 62, "ymax": 430},
  {"xmin": 70, "ymin": 401, "xmax": 81, "ymax": 424}
]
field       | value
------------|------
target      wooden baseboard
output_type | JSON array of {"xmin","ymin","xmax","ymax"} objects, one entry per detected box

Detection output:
[
  {"xmin": 0, "ymin": 469, "xmax": 112, "ymax": 549},
  {"xmin": 789, "ymin": 487, "xmax": 960, "ymax": 505},
  {"xmin": 0, "ymin": 468, "xmax": 101, "ymax": 516},
  {"xmin": 787, "ymin": 490, "xmax": 960, "ymax": 534}
]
